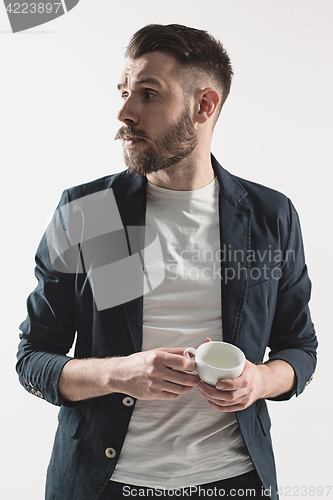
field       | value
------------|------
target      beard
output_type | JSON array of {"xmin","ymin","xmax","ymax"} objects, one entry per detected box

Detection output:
[{"xmin": 115, "ymin": 107, "xmax": 198, "ymax": 175}]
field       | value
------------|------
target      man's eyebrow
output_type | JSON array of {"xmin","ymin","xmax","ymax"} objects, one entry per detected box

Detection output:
[{"xmin": 117, "ymin": 77, "xmax": 162, "ymax": 91}]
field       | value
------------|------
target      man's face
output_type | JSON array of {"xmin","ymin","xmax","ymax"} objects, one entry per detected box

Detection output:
[{"xmin": 115, "ymin": 51, "xmax": 198, "ymax": 175}]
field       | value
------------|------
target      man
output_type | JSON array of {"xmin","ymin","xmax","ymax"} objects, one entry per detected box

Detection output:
[{"xmin": 17, "ymin": 24, "xmax": 317, "ymax": 500}]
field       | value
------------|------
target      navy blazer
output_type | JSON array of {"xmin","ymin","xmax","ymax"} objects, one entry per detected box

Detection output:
[{"xmin": 17, "ymin": 156, "xmax": 317, "ymax": 500}]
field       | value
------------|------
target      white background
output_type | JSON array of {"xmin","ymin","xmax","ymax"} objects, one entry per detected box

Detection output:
[{"xmin": 1, "ymin": 1, "xmax": 332, "ymax": 498}]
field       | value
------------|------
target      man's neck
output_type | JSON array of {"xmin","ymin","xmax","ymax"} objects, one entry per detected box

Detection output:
[{"xmin": 146, "ymin": 151, "xmax": 215, "ymax": 191}]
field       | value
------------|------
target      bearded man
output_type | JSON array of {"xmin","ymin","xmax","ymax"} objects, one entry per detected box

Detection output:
[{"xmin": 17, "ymin": 24, "xmax": 317, "ymax": 500}]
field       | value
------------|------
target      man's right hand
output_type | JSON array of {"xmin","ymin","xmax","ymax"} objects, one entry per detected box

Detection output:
[
  {"xmin": 58, "ymin": 348, "xmax": 200, "ymax": 403},
  {"xmin": 110, "ymin": 348, "xmax": 200, "ymax": 400}
]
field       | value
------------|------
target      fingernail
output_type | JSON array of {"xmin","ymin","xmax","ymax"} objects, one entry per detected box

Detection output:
[
  {"xmin": 198, "ymin": 383, "xmax": 205, "ymax": 392},
  {"xmin": 216, "ymin": 382, "xmax": 225, "ymax": 390}
]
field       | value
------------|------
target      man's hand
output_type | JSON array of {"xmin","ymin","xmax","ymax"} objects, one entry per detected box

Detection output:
[
  {"xmin": 197, "ymin": 359, "xmax": 296, "ymax": 411},
  {"xmin": 197, "ymin": 360, "xmax": 264, "ymax": 412},
  {"xmin": 58, "ymin": 347, "xmax": 200, "ymax": 403},
  {"xmin": 111, "ymin": 348, "xmax": 200, "ymax": 400}
]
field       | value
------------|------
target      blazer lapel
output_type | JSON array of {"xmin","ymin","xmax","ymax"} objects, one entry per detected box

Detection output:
[
  {"xmin": 212, "ymin": 156, "xmax": 252, "ymax": 346},
  {"xmin": 112, "ymin": 171, "xmax": 147, "ymax": 353}
]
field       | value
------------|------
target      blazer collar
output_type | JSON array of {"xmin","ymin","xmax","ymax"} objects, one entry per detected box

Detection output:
[
  {"xmin": 111, "ymin": 169, "xmax": 147, "ymax": 203},
  {"xmin": 111, "ymin": 154, "xmax": 247, "ymax": 205},
  {"xmin": 211, "ymin": 154, "xmax": 248, "ymax": 205}
]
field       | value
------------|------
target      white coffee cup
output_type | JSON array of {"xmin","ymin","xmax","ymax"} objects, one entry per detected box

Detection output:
[{"xmin": 183, "ymin": 341, "xmax": 246, "ymax": 386}]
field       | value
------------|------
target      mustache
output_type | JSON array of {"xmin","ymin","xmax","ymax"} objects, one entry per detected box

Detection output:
[{"xmin": 115, "ymin": 126, "xmax": 150, "ymax": 141}]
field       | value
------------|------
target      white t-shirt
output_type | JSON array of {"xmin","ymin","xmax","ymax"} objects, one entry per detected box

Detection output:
[{"xmin": 112, "ymin": 177, "xmax": 253, "ymax": 488}]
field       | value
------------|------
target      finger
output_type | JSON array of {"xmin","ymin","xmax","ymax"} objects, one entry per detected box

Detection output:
[
  {"xmin": 215, "ymin": 361, "xmax": 252, "ymax": 391},
  {"xmin": 158, "ymin": 347, "xmax": 199, "ymax": 370},
  {"xmin": 158, "ymin": 391, "xmax": 189, "ymax": 400},
  {"xmin": 155, "ymin": 387, "xmax": 196, "ymax": 400},
  {"xmin": 198, "ymin": 382, "xmax": 246, "ymax": 402},
  {"xmin": 207, "ymin": 399, "xmax": 248, "ymax": 412},
  {"xmin": 145, "ymin": 387, "xmax": 193, "ymax": 401},
  {"xmin": 203, "ymin": 393, "xmax": 244, "ymax": 406},
  {"xmin": 156, "ymin": 380, "xmax": 197, "ymax": 396},
  {"xmin": 198, "ymin": 382, "xmax": 229, "ymax": 399},
  {"xmin": 147, "ymin": 351, "xmax": 199, "ymax": 386},
  {"xmin": 164, "ymin": 367, "xmax": 200, "ymax": 387},
  {"xmin": 216, "ymin": 375, "xmax": 248, "ymax": 391},
  {"xmin": 158, "ymin": 347, "xmax": 192, "ymax": 355},
  {"xmin": 162, "ymin": 351, "xmax": 197, "ymax": 373}
]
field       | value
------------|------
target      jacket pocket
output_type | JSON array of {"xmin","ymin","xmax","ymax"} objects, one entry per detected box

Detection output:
[
  {"xmin": 58, "ymin": 406, "xmax": 83, "ymax": 438},
  {"xmin": 256, "ymin": 400, "xmax": 271, "ymax": 436}
]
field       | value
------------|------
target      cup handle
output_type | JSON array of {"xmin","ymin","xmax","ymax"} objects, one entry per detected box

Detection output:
[{"xmin": 183, "ymin": 347, "xmax": 198, "ymax": 374}]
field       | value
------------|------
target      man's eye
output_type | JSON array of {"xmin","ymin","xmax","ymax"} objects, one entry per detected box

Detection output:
[
  {"xmin": 121, "ymin": 93, "xmax": 129, "ymax": 100},
  {"xmin": 144, "ymin": 91, "xmax": 156, "ymax": 99}
]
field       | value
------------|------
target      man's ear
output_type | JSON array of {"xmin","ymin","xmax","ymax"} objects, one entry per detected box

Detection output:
[{"xmin": 195, "ymin": 88, "xmax": 221, "ymax": 124}]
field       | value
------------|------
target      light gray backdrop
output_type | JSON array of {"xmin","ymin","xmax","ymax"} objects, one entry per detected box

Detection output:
[{"xmin": 1, "ymin": 0, "xmax": 332, "ymax": 498}]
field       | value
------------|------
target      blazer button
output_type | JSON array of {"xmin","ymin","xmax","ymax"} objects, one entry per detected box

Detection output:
[
  {"xmin": 122, "ymin": 396, "xmax": 135, "ymax": 407},
  {"xmin": 105, "ymin": 448, "xmax": 117, "ymax": 459}
]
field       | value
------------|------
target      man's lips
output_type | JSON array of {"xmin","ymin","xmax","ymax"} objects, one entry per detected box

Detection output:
[{"xmin": 123, "ymin": 136, "xmax": 146, "ymax": 145}]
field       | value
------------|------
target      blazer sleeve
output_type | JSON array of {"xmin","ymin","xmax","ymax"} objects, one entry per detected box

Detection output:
[
  {"xmin": 16, "ymin": 189, "xmax": 78, "ymax": 407},
  {"xmin": 267, "ymin": 198, "xmax": 318, "ymax": 401}
]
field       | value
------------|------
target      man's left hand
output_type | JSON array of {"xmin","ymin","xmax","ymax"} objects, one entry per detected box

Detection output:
[{"xmin": 197, "ymin": 360, "xmax": 266, "ymax": 412}]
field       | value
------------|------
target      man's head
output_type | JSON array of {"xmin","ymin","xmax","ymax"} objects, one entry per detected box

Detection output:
[
  {"xmin": 125, "ymin": 24, "xmax": 233, "ymax": 112},
  {"xmin": 115, "ymin": 24, "xmax": 233, "ymax": 176}
]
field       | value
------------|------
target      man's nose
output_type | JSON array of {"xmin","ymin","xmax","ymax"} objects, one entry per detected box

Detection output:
[{"xmin": 117, "ymin": 96, "xmax": 139, "ymax": 126}]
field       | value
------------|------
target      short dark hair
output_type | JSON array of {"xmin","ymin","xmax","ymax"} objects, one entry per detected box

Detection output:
[{"xmin": 125, "ymin": 24, "xmax": 233, "ymax": 110}]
